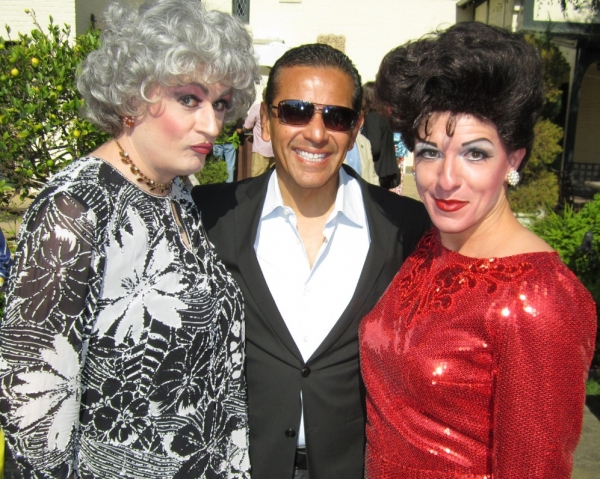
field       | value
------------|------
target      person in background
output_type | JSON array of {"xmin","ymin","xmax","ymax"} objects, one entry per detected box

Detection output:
[
  {"xmin": 360, "ymin": 22, "xmax": 597, "ymax": 478},
  {"xmin": 0, "ymin": 229, "xmax": 10, "ymax": 291},
  {"xmin": 244, "ymin": 89, "xmax": 275, "ymax": 177},
  {"xmin": 193, "ymin": 43, "xmax": 430, "ymax": 479},
  {"xmin": 213, "ymin": 120, "xmax": 243, "ymax": 183},
  {"xmin": 344, "ymin": 132, "xmax": 379, "ymax": 185},
  {"xmin": 0, "ymin": 0, "xmax": 258, "ymax": 477},
  {"xmin": 389, "ymin": 131, "xmax": 409, "ymax": 195},
  {"xmin": 361, "ymin": 81, "xmax": 399, "ymax": 189}
]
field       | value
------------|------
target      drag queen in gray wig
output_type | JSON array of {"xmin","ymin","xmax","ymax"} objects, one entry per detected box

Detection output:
[{"xmin": 0, "ymin": 0, "xmax": 259, "ymax": 477}]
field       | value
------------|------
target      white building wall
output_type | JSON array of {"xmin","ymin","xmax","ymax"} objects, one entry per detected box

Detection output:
[
  {"xmin": 5, "ymin": 0, "xmax": 458, "ymax": 82},
  {"xmin": 208, "ymin": 0, "xmax": 458, "ymax": 82},
  {"xmin": 0, "ymin": 0, "xmax": 76, "ymax": 39},
  {"xmin": 1, "ymin": 0, "xmax": 141, "ymax": 39}
]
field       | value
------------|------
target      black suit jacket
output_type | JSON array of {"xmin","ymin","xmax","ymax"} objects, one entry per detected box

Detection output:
[{"xmin": 192, "ymin": 166, "xmax": 430, "ymax": 479}]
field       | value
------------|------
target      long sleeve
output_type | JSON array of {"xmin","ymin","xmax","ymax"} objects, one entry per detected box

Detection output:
[
  {"xmin": 0, "ymin": 192, "xmax": 95, "ymax": 479},
  {"xmin": 492, "ymin": 267, "xmax": 597, "ymax": 478}
]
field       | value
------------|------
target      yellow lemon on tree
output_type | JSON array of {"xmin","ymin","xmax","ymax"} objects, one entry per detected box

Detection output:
[
  {"xmin": 73, "ymin": 130, "xmax": 81, "ymax": 138},
  {"xmin": 10, "ymin": 68, "xmax": 19, "ymax": 77},
  {"xmin": 31, "ymin": 57, "xmax": 39, "ymax": 67}
]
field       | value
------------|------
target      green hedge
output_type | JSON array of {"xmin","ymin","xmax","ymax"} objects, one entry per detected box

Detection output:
[{"xmin": 532, "ymin": 194, "xmax": 600, "ymax": 366}]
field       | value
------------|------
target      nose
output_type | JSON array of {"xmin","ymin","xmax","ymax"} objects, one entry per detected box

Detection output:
[
  {"xmin": 196, "ymin": 105, "xmax": 221, "ymax": 140},
  {"xmin": 302, "ymin": 109, "xmax": 329, "ymax": 145},
  {"xmin": 437, "ymin": 155, "xmax": 461, "ymax": 191}
]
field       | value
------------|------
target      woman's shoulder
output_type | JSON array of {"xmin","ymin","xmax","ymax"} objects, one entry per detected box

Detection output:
[
  {"xmin": 24, "ymin": 157, "xmax": 116, "ymax": 224},
  {"xmin": 504, "ymin": 227, "xmax": 554, "ymax": 255},
  {"xmin": 500, "ymin": 248, "xmax": 596, "ymax": 329}
]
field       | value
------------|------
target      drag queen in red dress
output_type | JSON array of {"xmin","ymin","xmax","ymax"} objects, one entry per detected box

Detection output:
[{"xmin": 360, "ymin": 22, "xmax": 597, "ymax": 479}]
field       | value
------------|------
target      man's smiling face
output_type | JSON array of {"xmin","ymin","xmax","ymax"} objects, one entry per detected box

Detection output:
[{"xmin": 261, "ymin": 66, "xmax": 361, "ymax": 198}]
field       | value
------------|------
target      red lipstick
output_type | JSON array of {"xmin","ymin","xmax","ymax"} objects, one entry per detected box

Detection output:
[
  {"xmin": 434, "ymin": 198, "xmax": 468, "ymax": 212},
  {"xmin": 191, "ymin": 143, "xmax": 213, "ymax": 155}
]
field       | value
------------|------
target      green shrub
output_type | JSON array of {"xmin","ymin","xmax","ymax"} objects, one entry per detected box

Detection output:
[
  {"xmin": 532, "ymin": 194, "xmax": 600, "ymax": 366},
  {"xmin": 532, "ymin": 194, "xmax": 600, "ymax": 260},
  {"xmin": 508, "ymin": 118, "xmax": 562, "ymax": 214},
  {"xmin": 0, "ymin": 10, "xmax": 109, "ymax": 208},
  {"xmin": 508, "ymin": 35, "xmax": 570, "ymax": 214},
  {"xmin": 195, "ymin": 155, "xmax": 228, "ymax": 185},
  {"xmin": 587, "ymin": 379, "xmax": 600, "ymax": 396},
  {"xmin": 525, "ymin": 34, "xmax": 570, "ymax": 110},
  {"xmin": 509, "ymin": 170, "xmax": 559, "ymax": 214}
]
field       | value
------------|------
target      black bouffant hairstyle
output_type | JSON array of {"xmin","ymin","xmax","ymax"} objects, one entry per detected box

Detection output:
[{"xmin": 375, "ymin": 22, "xmax": 544, "ymax": 170}]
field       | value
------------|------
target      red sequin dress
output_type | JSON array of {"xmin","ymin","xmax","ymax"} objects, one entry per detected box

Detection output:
[{"xmin": 360, "ymin": 230, "xmax": 597, "ymax": 479}]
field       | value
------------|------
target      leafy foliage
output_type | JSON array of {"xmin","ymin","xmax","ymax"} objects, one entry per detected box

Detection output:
[
  {"xmin": 509, "ymin": 119, "xmax": 563, "ymax": 213},
  {"xmin": 195, "ymin": 155, "xmax": 228, "ymax": 185},
  {"xmin": 0, "ymin": 10, "xmax": 110, "ymax": 208},
  {"xmin": 509, "ymin": 170, "xmax": 559, "ymax": 213},
  {"xmin": 587, "ymin": 378, "xmax": 600, "ymax": 395},
  {"xmin": 532, "ymin": 194, "xmax": 600, "ymax": 259},
  {"xmin": 532, "ymin": 194, "xmax": 600, "ymax": 366},
  {"xmin": 508, "ymin": 35, "xmax": 571, "ymax": 213}
]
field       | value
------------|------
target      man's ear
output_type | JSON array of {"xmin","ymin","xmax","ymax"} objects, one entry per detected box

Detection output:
[
  {"xmin": 347, "ymin": 114, "xmax": 364, "ymax": 151},
  {"xmin": 508, "ymin": 147, "xmax": 526, "ymax": 171},
  {"xmin": 260, "ymin": 102, "xmax": 272, "ymax": 142}
]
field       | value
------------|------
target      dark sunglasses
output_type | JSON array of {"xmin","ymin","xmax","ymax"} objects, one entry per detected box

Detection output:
[{"xmin": 270, "ymin": 100, "xmax": 359, "ymax": 132}]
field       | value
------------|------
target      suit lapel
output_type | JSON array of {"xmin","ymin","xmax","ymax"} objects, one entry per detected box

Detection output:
[
  {"xmin": 233, "ymin": 173, "xmax": 304, "ymax": 362},
  {"xmin": 308, "ymin": 169, "xmax": 400, "ymax": 362}
]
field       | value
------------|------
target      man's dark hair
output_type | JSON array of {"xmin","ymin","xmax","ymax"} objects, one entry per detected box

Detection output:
[
  {"xmin": 265, "ymin": 43, "xmax": 363, "ymax": 113},
  {"xmin": 375, "ymin": 22, "xmax": 544, "ymax": 170}
]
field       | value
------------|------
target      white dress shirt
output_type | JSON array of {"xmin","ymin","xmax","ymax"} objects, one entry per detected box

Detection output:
[{"xmin": 254, "ymin": 168, "xmax": 370, "ymax": 446}]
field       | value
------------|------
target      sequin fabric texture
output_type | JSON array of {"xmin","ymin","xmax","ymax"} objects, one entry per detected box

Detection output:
[
  {"xmin": 360, "ymin": 230, "xmax": 597, "ymax": 479},
  {"xmin": 0, "ymin": 157, "xmax": 249, "ymax": 479}
]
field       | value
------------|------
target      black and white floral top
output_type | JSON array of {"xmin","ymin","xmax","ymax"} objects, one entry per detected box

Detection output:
[{"xmin": 0, "ymin": 157, "xmax": 249, "ymax": 479}]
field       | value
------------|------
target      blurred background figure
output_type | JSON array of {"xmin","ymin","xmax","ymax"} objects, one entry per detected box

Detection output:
[
  {"xmin": 389, "ymin": 131, "xmax": 409, "ymax": 195},
  {"xmin": 0, "ymin": 229, "xmax": 10, "ymax": 291},
  {"xmin": 344, "ymin": 132, "xmax": 379, "ymax": 185},
  {"xmin": 213, "ymin": 120, "xmax": 244, "ymax": 182},
  {"xmin": 0, "ymin": 0, "xmax": 258, "ymax": 477},
  {"xmin": 244, "ymin": 89, "xmax": 275, "ymax": 177},
  {"xmin": 361, "ymin": 81, "xmax": 399, "ymax": 189}
]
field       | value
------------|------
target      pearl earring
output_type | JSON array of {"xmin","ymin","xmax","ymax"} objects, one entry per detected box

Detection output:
[{"xmin": 507, "ymin": 169, "xmax": 520, "ymax": 187}]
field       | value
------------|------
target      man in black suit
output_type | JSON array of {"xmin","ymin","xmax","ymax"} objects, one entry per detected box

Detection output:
[{"xmin": 193, "ymin": 44, "xmax": 429, "ymax": 479}]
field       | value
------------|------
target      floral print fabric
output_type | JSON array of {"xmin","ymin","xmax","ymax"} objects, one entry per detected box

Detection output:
[{"xmin": 0, "ymin": 157, "xmax": 249, "ymax": 479}]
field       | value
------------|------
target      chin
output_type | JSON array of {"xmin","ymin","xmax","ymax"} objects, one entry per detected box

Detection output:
[
  {"xmin": 430, "ymin": 216, "xmax": 475, "ymax": 236},
  {"xmin": 182, "ymin": 157, "xmax": 207, "ymax": 176}
]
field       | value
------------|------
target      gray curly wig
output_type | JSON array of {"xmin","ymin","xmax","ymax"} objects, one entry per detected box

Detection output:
[{"xmin": 77, "ymin": 0, "xmax": 259, "ymax": 135}]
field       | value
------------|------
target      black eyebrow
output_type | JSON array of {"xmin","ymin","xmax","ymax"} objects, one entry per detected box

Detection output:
[
  {"xmin": 461, "ymin": 138, "xmax": 493, "ymax": 147},
  {"xmin": 415, "ymin": 140, "xmax": 437, "ymax": 147}
]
